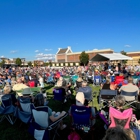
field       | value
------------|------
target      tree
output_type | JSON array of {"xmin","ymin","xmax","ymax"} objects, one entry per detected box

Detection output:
[
  {"xmin": 28, "ymin": 61, "xmax": 32, "ymax": 67},
  {"xmin": 79, "ymin": 51, "xmax": 89, "ymax": 66},
  {"xmin": 138, "ymin": 59, "xmax": 140, "ymax": 64},
  {"xmin": 43, "ymin": 62, "xmax": 49, "ymax": 66},
  {"xmin": 49, "ymin": 61, "xmax": 52, "ymax": 67},
  {"xmin": 0, "ymin": 59, "xmax": 5, "ymax": 67},
  {"xmin": 15, "ymin": 58, "xmax": 22, "ymax": 66},
  {"xmin": 34, "ymin": 61, "xmax": 38, "ymax": 67},
  {"xmin": 120, "ymin": 50, "xmax": 127, "ymax": 64}
]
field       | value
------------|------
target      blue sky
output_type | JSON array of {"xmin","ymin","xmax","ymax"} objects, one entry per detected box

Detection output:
[{"xmin": 0, "ymin": 0, "xmax": 140, "ymax": 61}]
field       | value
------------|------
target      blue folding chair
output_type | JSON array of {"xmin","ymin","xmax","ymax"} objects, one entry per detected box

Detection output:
[
  {"xmin": 70, "ymin": 105, "xmax": 92, "ymax": 132},
  {"xmin": 110, "ymin": 76, "xmax": 115, "ymax": 82},
  {"xmin": 0, "ymin": 96, "xmax": 16, "ymax": 125},
  {"xmin": 46, "ymin": 76, "xmax": 55, "ymax": 86},
  {"xmin": 78, "ymin": 86, "xmax": 93, "ymax": 103},
  {"xmin": 120, "ymin": 90, "xmax": 138, "ymax": 109},
  {"xmin": 14, "ymin": 97, "xmax": 32, "ymax": 124},
  {"xmin": 53, "ymin": 88, "xmax": 66, "ymax": 102},
  {"xmin": 53, "ymin": 87, "xmax": 67, "ymax": 110},
  {"xmin": 99, "ymin": 89, "xmax": 117, "ymax": 110},
  {"xmin": 94, "ymin": 75, "xmax": 101, "ymax": 85},
  {"xmin": 69, "ymin": 105, "xmax": 95, "ymax": 139}
]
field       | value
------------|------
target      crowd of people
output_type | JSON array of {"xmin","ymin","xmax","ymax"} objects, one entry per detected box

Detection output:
[{"xmin": 0, "ymin": 63, "xmax": 140, "ymax": 140}]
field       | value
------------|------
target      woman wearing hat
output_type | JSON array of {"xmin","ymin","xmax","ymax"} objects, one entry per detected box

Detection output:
[{"xmin": 75, "ymin": 77, "xmax": 83, "ymax": 91}]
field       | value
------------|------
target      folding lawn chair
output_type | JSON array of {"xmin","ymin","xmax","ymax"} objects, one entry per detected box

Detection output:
[
  {"xmin": 78, "ymin": 86, "xmax": 93, "ymax": 104},
  {"xmin": 110, "ymin": 75, "xmax": 115, "ymax": 82},
  {"xmin": 70, "ymin": 105, "xmax": 94, "ymax": 139},
  {"xmin": 28, "ymin": 104, "xmax": 68, "ymax": 140},
  {"xmin": 109, "ymin": 107, "xmax": 132, "ymax": 129},
  {"xmin": 114, "ymin": 76, "xmax": 124, "ymax": 86},
  {"xmin": 63, "ymin": 76, "xmax": 71, "ymax": 85},
  {"xmin": 71, "ymin": 75, "xmax": 79, "ymax": 85},
  {"xmin": 53, "ymin": 87, "xmax": 66, "ymax": 103},
  {"xmin": 87, "ymin": 75, "xmax": 94, "ymax": 84},
  {"xmin": 53, "ymin": 87, "xmax": 67, "ymax": 110},
  {"xmin": 0, "ymin": 96, "xmax": 16, "ymax": 125},
  {"xmin": 120, "ymin": 90, "xmax": 138, "ymax": 109},
  {"xmin": 99, "ymin": 89, "xmax": 117, "ymax": 110},
  {"xmin": 94, "ymin": 75, "xmax": 101, "ymax": 85},
  {"xmin": 132, "ymin": 76, "xmax": 139, "ymax": 85},
  {"xmin": 46, "ymin": 76, "xmax": 55, "ymax": 86},
  {"xmin": 14, "ymin": 97, "xmax": 32, "ymax": 124}
]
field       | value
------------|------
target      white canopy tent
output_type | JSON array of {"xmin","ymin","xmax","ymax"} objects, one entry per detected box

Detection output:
[{"xmin": 90, "ymin": 53, "xmax": 133, "ymax": 61}]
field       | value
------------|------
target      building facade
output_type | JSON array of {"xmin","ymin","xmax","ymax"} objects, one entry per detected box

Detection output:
[
  {"xmin": 127, "ymin": 52, "xmax": 140, "ymax": 65},
  {"xmin": 56, "ymin": 46, "xmax": 73, "ymax": 62},
  {"xmin": 0, "ymin": 58, "xmax": 26, "ymax": 65},
  {"xmin": 56, "ymin": 47, "xmax": 114, "ymax": 63},
  {"xmin": 67, "ymin": 49, "xmax": 114, "ymax": 62}
]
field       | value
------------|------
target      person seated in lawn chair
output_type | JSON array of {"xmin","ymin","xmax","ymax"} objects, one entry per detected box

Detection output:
[
  {"xmin": 17, "ymin": 88, "xmax": 34, "ymax": 104},
  {"xmin": 54, "ymin": 70, "xmax": 61, "ymax": 82},
  {"xmin": 108, "ymin": 95, "xmax": 134, "ymax": 129},
  {"xmin": 104, "ymin": 94, "xmax": 140, "ymax": 130},
  {"xmin": 0, "ymin": 84, "xmax": 17, "ymax": 106},
  {"xmin": 86, "ymin": 70, "xmax": 94, "ymax": 84},
  {"xmin": 33, "ymin": 93, "xmax": 67, "ymax": 130},
  {"xmin": 101, "ymin": 76, "xmax": 117, "ymax": 90},
  {"xmin": 68, "ymin": 92, "xmax": 96, "ymax": 132},
  {"xmin": 75, "ymin": 77, "xmax": 83, "ymax": 91},
  {"xmin": 28, "ymin": 74, "xmax": 39, "ymax": 87},
  {"xmin": 119, "ymin": 77, "xmax": 139, "ymax": 101},
  {"xmin": 77, "ymin": 81, "xmax": 93, "ymax": 105},
  {"xmin": 55, "ymin": 77, "xmax": 72, "ymax": 96}
]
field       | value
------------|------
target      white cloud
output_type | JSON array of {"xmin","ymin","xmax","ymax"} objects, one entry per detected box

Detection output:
[
  {"xmin": 0, "ymin": 56, "xmax": 4, "ymax": 58},
  {"xmin": 124, "ymin": 45, "xmax": 131, "ymax": 48},
  {"xmin": 35, "ymin": 50, "xmax": 39, "ymax": 53},
  {"xmin": 45, "ymin": 49, "xmax": 52, "ymax": 51},
  {"xmin": 10, "ymin": 50, "xmax": 17, "ymax": 53},
  {"xmin": 35, "ymin": 53, "xmax": 55, "ymax": 61}
]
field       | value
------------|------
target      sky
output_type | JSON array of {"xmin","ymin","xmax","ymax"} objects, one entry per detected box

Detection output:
[{"xmin": 0, "ymin": 0, "xmax": 140, "ymax": 61}]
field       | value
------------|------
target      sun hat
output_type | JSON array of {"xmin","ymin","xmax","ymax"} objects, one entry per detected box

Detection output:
[
  {"xmin": 76, "ymin": 92, "xmax": 85, "ymax": 106},
  {"xmin": 77, "ymin": 77, "xmax": 83, "ymax": 82},
  {"xmin": 21, "ymin": 88, "xmax": 33, "ymax": 96}
]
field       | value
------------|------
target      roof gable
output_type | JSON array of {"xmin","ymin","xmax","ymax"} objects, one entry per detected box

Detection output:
[{"xmin": 57, "ymin": 48, "xmax": 68, "ymax": 54}]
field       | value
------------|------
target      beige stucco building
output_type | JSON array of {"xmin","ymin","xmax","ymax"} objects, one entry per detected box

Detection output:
[{"xmin": 127, "ymin": 51, "xmax": 140, "ymax": 65}]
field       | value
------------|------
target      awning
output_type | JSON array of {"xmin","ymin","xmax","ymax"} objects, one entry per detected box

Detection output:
[{"xmin": 90, "ymin": 53, "xmax": 133, "ymax": 61}]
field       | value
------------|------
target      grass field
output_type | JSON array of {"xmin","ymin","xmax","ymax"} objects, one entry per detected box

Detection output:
[{"xmin": 0, "ymin": 84, "xmax": 140, "ymax": 140}]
